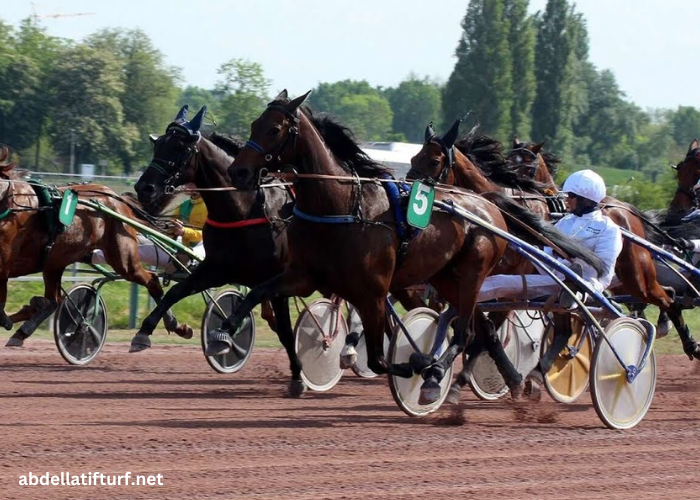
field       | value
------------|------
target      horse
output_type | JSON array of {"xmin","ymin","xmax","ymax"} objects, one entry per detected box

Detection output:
[
  {"xmin": 505, "ymin": 139, "xmax": 700, "ymax": 360},
  {"xmin": 132, "ymin": 105, "xmax": 321, "ymax": 395},
  {"xmin": 213, "ymin": 90, "xmax": 604, "ymax": 404},
  {"xmin": 0, "ymin": 147, "xmax": 184, "ymax": 347},
  {"xmin": 669, "ymin": 139, "xmax": 700, "ymax": 213}
]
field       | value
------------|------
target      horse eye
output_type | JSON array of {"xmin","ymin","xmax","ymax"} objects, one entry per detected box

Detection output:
[
  {"xmin": 268, "ymin": 126, "xmax": 282, "ymax": 136},
  {"xmin": 430, "ymin": 159, "xmax": 440, "ymax": 167}
]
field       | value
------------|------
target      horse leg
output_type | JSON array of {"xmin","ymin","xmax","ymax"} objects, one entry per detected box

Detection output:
[
  {"xmin": 666, "ymin": 303, "xmax": 700, "ymax": 360},
  {"xmin": 6, "ymin": 269, "xmax": 63, "ymax": 347},
  {"xmin": 132, "ymin": 260, "xmax": 228, "ymax": 351},
  {"xmin": 269, "ymin": 297, "xmax": 306, "ymax": 397},
  {"xmin": 206, "ymin": 269, "xmax": 314, "ymax": 357},
  {"xmin": 0, "ymin": 278, "xmax": 13, "ymax": 330}
]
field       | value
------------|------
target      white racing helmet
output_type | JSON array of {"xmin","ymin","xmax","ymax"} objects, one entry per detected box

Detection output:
[{"xmin": 562, "ymin": 169, "xmax": 606, "ymax": 203}]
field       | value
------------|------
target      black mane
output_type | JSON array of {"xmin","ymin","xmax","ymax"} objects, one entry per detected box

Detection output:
[
  {"xmin": 306, "ymin": 108, "xmax": 391, "ymax": 178},
  {"xmin": 456, "ymin": 133, "xmax": 551, "ymax": 193},
  {"xmin": 515, "ymin": 141, "xmax": 561, "ymax": 177},
  {"xmin": 207, "ymin": 132, "xmax": 245, "ymax": 157}
]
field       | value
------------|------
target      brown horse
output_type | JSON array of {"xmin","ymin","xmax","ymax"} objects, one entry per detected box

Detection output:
[
  {"xmin": 0, "ymin": 148, "xmax": 184, "ymax": 347},
  {"xmin": 506, "ymin": 139, "xmax": 700, "ymax": 360},
  {"xmin": 669, "ymin": 139, "xmax": 700, "ymax": 213},
  {"xmin": 213, "ymin": 90, "xmax": 604, "ymax": 403}
]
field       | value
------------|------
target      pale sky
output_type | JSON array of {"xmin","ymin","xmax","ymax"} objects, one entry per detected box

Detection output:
[{"xmin": 3, "ymin": 0, "xmax": 697, "ymax": 110}]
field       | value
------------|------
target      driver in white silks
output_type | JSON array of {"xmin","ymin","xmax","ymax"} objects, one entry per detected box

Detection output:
[{"xmin": 477, "ymin": 169, "xmax": 623, "ymax": 307}]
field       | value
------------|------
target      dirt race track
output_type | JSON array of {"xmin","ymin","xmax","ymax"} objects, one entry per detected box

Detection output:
[{"xmin": 2, "ymin": 340, "xmax": 700, "ymax": 500}]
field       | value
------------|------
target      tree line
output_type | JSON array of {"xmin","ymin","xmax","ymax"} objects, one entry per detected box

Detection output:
[{"xmin": 0, "ymin": 1, "xmax": 696, "ymax": 209}]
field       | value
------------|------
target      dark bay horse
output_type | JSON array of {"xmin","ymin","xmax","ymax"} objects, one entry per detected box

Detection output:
[
  {"xmin": 214, "ymin": 90, "xmax": 603, "ymax": 403},
  {"xmin": 506, "ymin": 139, "xmax": 700, "ymax": 360},
  {"xmin": 132, "ymin": 105, "xmax": 315, "ymax": 395},
  {"xmin": 0, "ymin": 148, "xmax": 182, "ymax": 347},
  {"xmin": 669, "ymin": 139, "xmax": 700, "ymax": 213}
]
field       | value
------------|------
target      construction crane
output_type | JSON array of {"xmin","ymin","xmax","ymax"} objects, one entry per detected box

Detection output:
[{"xmin": 30, "ymin": 2, "xmax": 95, "ymax": 20}]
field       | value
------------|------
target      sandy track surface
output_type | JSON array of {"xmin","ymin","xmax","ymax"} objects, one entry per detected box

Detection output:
[{"xmin": 2, "ymin": 340, "xmax": 700, "ymax": 500}]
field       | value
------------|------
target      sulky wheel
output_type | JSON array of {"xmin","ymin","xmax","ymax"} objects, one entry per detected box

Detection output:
[
  {"xmin": 388, "ymin": 307, "xmax": 452, "ymax": 417},
  {"xmin": 542, "ymin": 315, "xmax": 593, "ymax": 404},
  {"xmin": 53, "ymin": 284, "xmax": 108, "ymax": 366},
  {"xmin": 590, "ymin": 317, "xmax": 656, "ymax": 430},
  {"xmin": 468, "ymin": 312, "xmax": 521, "ymax": 401},
  {"xmin": 201, "ymin": 289, "xmax": 255, "ymax": 374},
  {"xmin": 294, "ymin": 298, "xmax": 348, "ymax": 392}
]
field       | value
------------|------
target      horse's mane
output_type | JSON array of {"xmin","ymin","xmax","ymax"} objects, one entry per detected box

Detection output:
[
  {"xmin": 0, "ymin": 146, "xmax": 21, "ymax": 180},
  {"xmin": 655, "ymin": 209, "xmax": 700, "ymax": 241},
  {"xmin": 456, "ymin": 132, "xmax": 550, "ymax": 193},
  {"xmin": 306, "ymin": 108, "xmax": 391, "ymax": 178},
  {"xmin": 207, "ymin": 132, "xmax": 244, "ymax": 157}
]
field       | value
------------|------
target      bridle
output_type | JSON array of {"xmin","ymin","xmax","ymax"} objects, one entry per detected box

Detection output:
[
  {"xmin": 241, "ymin": 104, "xmax": 300, "ymax": 187},
  {"xmin": 145, "ymin": 124, "xmax": 201, "ymax": 194},
  {"xmin": 509, "ymin": 145, "xmax": 540, "ymax": 178},
  {"xmin": 425, "ymin": 136, "xmax": 455, "ymax": 184}
]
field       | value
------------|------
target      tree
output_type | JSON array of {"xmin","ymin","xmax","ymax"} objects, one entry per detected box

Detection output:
[
  {"xmin": 385, "ymin": 75, "xmax": 442, "ymax": 143},
  {"xmin": 505, "ymin": 0, "xmax": 536, "ymax": 139},
  {"xmin": 669, "ymin": 106, "xmax": 700, "ymax": 147},
  {"xmin": 443, "ymin": 0, "xmax": 515, "ymax": 142},
  {"xmin": 215, "ymin": 58, "xmax": 270, "ymax": 136},
  {"xmin": 531, "ymin": 0, "xmax": 587, "ymax": 160},
  {"xmin": 86, "ymin": 29, "xmax": 181, "ymax": 173},
  {"xmin": 45, "ymin": 45, "xmax": 135, "ymax": 172},
  {"xmin": 308, "ymin": 80, "xmax": 380, "ymax": 114}
]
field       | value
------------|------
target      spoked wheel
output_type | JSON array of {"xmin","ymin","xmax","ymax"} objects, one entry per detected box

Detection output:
[
  {"xmin": 201, "ymin": 290, "xmax": 255, "ymax": 374},
  {"xmin": 542, "ymin": 315, "xmax": 593, "ymax": 404},
  {"xmin": 590, "ymin": 317, "xmax": 656, "ymax": 430},
  {"xmin": 347, "ymin": 303, "xmax": 390, "ymax": 379},
  {"xmin": 388, "ymin": 308, "xmax": 452, "ymax": 417},
  {"xmin": 53, "ymin": 284, "xmax": 108, "ymax": 365},
  {"xmin": 468, "ymin": 312, "xmax": 521, "ymax": 401},
  {"xmin": 294, "ymin": 298, "xmax": 348, "ymax": 391}
]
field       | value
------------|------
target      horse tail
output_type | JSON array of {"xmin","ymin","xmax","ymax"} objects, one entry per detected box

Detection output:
[{"xmin": 482, "ymin": 191, "xmax": 605, "ymax": 277}]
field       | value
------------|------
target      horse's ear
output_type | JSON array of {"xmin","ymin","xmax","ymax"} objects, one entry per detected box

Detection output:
[
  {"xmin": 512, "ymin": 136, "xmax": 520, "ymax": 148},
  {"xmin": 288, "ymin": 90, "xmax": 312, "ymax": 113},
  {"xmin": 441, "ymin": 119, "xmax": 462, "ymax": 149},
  {"xmin": 670, "ymin": 163, "xmax": 679, "ymax": 170},
  {"xmin": 149, "ymin": 134, "xmax": 159, "ymax": 144},
  {"xmin": 531, "ymin": 141, "xmax": 546, "ymax": 154},
  {"xmin": 275, "ymin": 89, "xmax": 289, "ymax": 101},
  {"xmin": 174, "ymin": 104, "xmax": 189, "ymax": 122},
  {"xmin": 424, "ymin": 122, "xmax": 436, "ymax": 143},
  {"xmin": 688, "ymin": 139, "xmax": 699, "ymax": 155},
  {"xmin": 190, "ymin": 106, "xmax": 207, "ymax": 132}
]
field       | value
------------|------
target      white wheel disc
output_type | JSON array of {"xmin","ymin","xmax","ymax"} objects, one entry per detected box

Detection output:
[
  {"xmin": 294, "ymin": 299, "xmax": 347, "ymax": 392},
  {"xmin": 388, "ymin": 308, "xmax": 452, "ymax": 417}
]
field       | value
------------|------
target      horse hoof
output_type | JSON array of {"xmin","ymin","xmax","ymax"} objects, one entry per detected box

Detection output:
[
  {"xmin": 445, "ymin": 384, "xmax": 462, "ymax": 405},
  {"xmin": 129, "ymin": 333, "xmax": 152, "ymax": 353},
  {"xmin": 287, "ymin": 380, "xmax": 307, "ymax": 398},
  {"xmin": 0, "ymin": 318, "xmax": 12, "ymax": 331},
  {"xmin": 418, "ymin": 377, "xmax": 442, "ymax": 406},
  {"xmin": 339, "ymin": 348, "xmax": 357, "ymax": 370},
  {"xmin": 523, "ymin": 379, "xmax": 541, "ymax": 402},
  {"xmin": 205, "ymin": 340, "xmax": 231, "ymax": 357},
  {"xmin": 174, "ymin": 323, "xmax": 193, "ymax": 340},
  {"xmin": 656, "ymin": 319, "xmax": 672, "ymax": 339},
  {"xmin": 5, "ymin": 337, "xmax": 24, "ymax": 348}
]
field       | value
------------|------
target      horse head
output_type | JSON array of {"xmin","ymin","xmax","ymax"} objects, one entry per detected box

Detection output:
[
  {"xmin": 135, "ymin": 104, "xmax": 206, "ymax": 209},
  {"xmin": 227, "ymin": 89, "xmax": 311, "ymax": 189},
  {"xmin": 507, "ymin": 138, "xmax": 545, "ymax": 179},
  {"xmin": 675, "ymin": 139, "xmax": 700, "ymax": 197},
  {"xmin": 407, "ymin": 119, "xmax": 461, "ymax": 183}
]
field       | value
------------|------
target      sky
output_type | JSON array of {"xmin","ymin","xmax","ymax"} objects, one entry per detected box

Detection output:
[{"xmin": 2, "ymin": 0, "xmax": 698, "ymax": 110}]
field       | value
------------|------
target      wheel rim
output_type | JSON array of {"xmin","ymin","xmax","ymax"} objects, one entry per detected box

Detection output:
[
  {"xmin": 201, "ymin": 290, "xmax": 255, "ymax": 374},
  {"xmin": 544, "ymin": 316, "xmax": 592, "ymax": 404},
  {"xmin": 389, "ymin": 308, "xmax": 452, "ymax": 417},
  {"xmin": 54, "ymin": 285, "xmax": 107, "ymax": 365},
  {"xmin": 294, "ymin": 299, "xmax": 347, "ymax": 391},
  {"xmin": 591, "ymin": 318, "xmax": 656, "ymax": 430}
]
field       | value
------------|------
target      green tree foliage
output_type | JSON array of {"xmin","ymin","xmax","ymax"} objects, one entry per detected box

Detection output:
[
  {"xmin": 505, "ymin": 0, "xmax": 536, "ymax": 139},
  {"xmin": 45, "ymin": 45, "xmax": 135, "ymax": 172},
  {"xmin": 86, "ymin": 29, "xmax": 180, "ymax": 173},
  {"xmin": 308, "ymin": 80, "xmax": 393, "ymax": 141},
  {"xmin": 443, "ymin": 0, "xmax": 514, "ymax": 142},
  {"xmin": 384, "ymin": 75, "xmax": 441, "ymax": 143},
  {"xmin": 531, "ymin": 0, "xmax": 587, "ymax": 160},
  {"xmin": 670, "ymin": 106, "xmax": 700, "ymax": 147},
  {"xmin": 215, "ymin": 58, "xmax": 270, "ymax": 137}
]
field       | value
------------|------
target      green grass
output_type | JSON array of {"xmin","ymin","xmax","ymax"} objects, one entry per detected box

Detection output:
[{"xmin": 593, "ymin": 165, "xmax": 640, "ymax": 186}]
